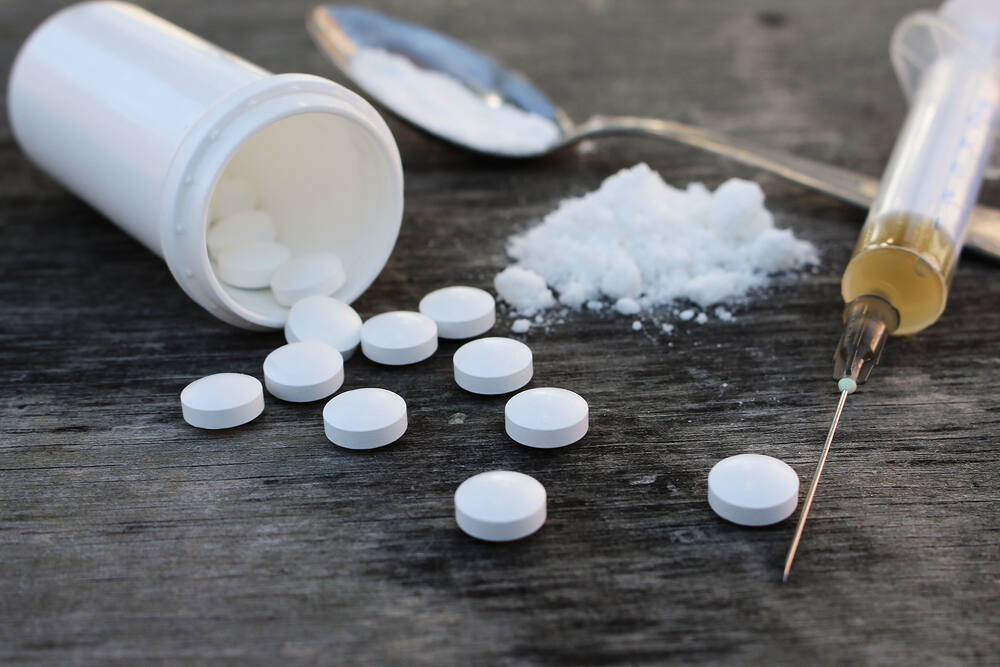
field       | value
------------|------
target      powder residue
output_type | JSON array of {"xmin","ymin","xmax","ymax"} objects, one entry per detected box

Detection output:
[
  {"xmin": 615, "ymin": 297, "xmax": 641, "ymax": 315},
  {"xmin": 511, "ymin": 318, "xmax": 532, "ymax": 334},
  {"xmin": 349, "ymin": 48, "xmax": 561, "ymax": 155},
  {"xmin": 494, "ymin": 266, "xmax": 556, "ymax": 315},
  {"xmin": 494, "ymin": 163, "xmax": 817, "ymax": 318}
]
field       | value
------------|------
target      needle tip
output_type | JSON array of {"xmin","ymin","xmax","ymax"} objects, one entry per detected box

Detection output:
[{"xmin": 781, "ymin": 571, "xmax": 790, "ymax": 584}]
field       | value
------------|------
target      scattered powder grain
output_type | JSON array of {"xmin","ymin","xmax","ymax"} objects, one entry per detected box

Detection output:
[
  {"xmin": 714, "ymin": 306, "xmax": 734, "ymax": 322},
  {"xmin": 511, "ymin": 318, "xmax": 532, "ymax": 334}
]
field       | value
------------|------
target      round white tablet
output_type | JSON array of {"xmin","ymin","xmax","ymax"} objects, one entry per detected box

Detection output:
[
  {"xmin": 323, "ymin": 388, "xmax": 407, "ymax": 449},
  {"xmin": 215, "ymin": 241, "xmax": 291, "ymax": 289},
  {"xmin": 360, "ymin": 311, "xmax": 438, "ymax": 365},
  {"xmin": 284, "ymin": 295, "xmax": 363, "ymax": 360},
  {"xmin": 263, "ymin": 341, "xmax": 344, "ymax": 402},
  {"xmin": 180, "ymin": 373, "xmax": 264, "ymax": 430},
  {"xmin": 453, "ymin": 337, "xmax": 533, "ymax": 394},
  {"xmin": 454, "ymin": 471, "xmax": 547, "ymax": 542},
  {"xmin": 707, "ymin": 454, "xmax": 800, "ymax": 526},
  {"xmin": 211, "ymin": 177, "xmax": 258, "ymax": 221},
  {"xmin": 224, "ymin": 285, "xmax": 290, "ymax": 322},
  {"xmin": 418, "ymin": 286, "xmax": 496, "ymax": 339},
  {"xmin": 504, "ymin": 387, "xmax": 588, "ymax": 448},
  {"xmin": 269, "ymin": 252, "xmax": 347, "ymax": 307},
  {"xmin": 207, "ymin": 210, "xmax": 277, "ymax": 258}
]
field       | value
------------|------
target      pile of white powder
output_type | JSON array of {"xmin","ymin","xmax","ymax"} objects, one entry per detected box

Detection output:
[
  {"xmin": 494, "ymin": 163, "xmax": 818, "ymax": 321},
  {"xmin": 349, "ymin": 48, "xmax": 560, "ymax": 155}
]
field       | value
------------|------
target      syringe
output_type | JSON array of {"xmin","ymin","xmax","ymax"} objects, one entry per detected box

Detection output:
[{"xmin": 783, "ymin": 0, "xmax": 1000, "ymax": 582}]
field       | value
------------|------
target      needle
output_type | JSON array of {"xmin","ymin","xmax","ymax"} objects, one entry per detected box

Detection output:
[{"xmin": 782, "ymin": 388, "xmax": 850, "ymax": 583}]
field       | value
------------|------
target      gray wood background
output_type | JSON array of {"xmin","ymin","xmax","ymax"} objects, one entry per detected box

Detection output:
[{"xmin": 2, "ymin": 1, "xmax": 998, "ymax": 664}]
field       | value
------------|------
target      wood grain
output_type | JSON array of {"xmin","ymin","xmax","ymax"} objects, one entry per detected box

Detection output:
[{"xmin": 1, "ymin": 1, "xmax": 998, "ymax": 664}]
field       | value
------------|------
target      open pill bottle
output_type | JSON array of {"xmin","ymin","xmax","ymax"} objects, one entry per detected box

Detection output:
[{"xmin": 7, "ymin": 1, "xmax": 403, "ymax": 330}]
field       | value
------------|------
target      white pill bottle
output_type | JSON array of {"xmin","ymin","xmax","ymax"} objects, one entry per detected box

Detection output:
[{"xmin": 8, "ymin": 1, "xmax": 403, "ymax": 330}]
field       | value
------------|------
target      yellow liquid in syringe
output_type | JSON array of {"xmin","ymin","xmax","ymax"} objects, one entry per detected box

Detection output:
[{"xmin": 841, "ymin": 213, "xmax": 959, "ymax": 335}]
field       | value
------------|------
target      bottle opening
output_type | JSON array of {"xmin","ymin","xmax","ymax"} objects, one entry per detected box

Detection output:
[{"xmin": 205, "ymin": 110, "xmax": 400, "ymax": 327}]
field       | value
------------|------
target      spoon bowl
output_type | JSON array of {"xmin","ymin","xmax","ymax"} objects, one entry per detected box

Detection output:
[{"xmin": 309, "ymin": 4, "xmax": 570, "ymax": 156}]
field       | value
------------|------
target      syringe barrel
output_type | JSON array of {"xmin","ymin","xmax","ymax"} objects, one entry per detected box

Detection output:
[
  {"xmin": 869, "ymin": 53, "xmax": 999, "ymax": 250},
  {"xmin": 842, "ymin": 13, "xmax": 1000, "ymax": 335}
]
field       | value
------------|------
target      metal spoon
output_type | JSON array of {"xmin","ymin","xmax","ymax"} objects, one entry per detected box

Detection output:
[{"xmin": 308, "ymin": 5, "xmax": 1000, "ymax": 261}]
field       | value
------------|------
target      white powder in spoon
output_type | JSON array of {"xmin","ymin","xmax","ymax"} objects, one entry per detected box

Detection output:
[
  {"xmin": 348, "ymin": 48, "xmax": 561, "ymax": 155},
  {"xmin": 495, "ymin": 163, "xmax": 818, "ymax": 319}
]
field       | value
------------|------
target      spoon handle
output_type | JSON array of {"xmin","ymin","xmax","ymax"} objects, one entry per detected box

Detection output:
[{"xmin": 575, "ymin": 114, "xmax": 1000, "ymax": 262}]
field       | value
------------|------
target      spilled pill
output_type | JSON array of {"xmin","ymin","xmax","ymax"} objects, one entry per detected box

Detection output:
[
  {"xmin": 361, "ymin": 311, "xmax": 438, "ymax": 365},
  {"xmin": 504, "ymin": 387, "xmax": 588, "ymax": 448},
  {"xmin": 263, "ymin": 341, "xmax": 344, "ymax": 402},
  {"xmin": 419, "ymin": 285, "xmax": 495, "ymax": 339},
  {"xmin": 284, "ymin": 295, "xmax": 363, "ymax": 360},
  {"xmin": 323, "ymin": 388, "xmax": 407, "ymax": 449},
  {"xmin": 453, "ymin": 337, "xmax": 532, "ymax": 395},
  {"xmin": 455, "ymin": 471, "xmax": 547, "ymax": 542},
  {"xmin": 707, "ymin": 454, "xmax": 799, "ymax": 526},
  {"xmin": 180, "ymin": 373, "xmax": 264, "ymax": 430}
]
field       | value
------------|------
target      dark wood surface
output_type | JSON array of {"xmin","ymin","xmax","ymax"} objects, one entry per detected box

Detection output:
[{"xmin": 2, "ymin": 1, "xmax": 998, "ymax": 664}]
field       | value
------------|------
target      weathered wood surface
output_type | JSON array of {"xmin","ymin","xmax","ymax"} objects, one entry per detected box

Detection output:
[{"xmin": 1, "ymin": 1, "xmax": 998, "ymax": 664}]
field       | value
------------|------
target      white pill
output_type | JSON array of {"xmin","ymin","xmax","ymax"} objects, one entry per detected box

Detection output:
[
  {"xmin": 453, "ymin": 337, "xmax": 533, "ymax": 394},
  {"xmin": 211, "ymin": 177, "xmax": 258, "ymax": 221},
  {"xmin": 455, "ymin": 471, "xmax": 546, "ymax": 542},
  {"xmin": 323, "ymin": 388, "xmax": 407, "ymax": 449},
  {"xmin": 418, "ymin": 286, "xmax": 496, "ymax": 339},
  {"xmin": 215, "ymin": 241, "xmax": 291, "ymax": 289},
  {"xmin": 270, "ymin": 252, "xmax": 347, "ymax": 307},
  {"xmin": 361, "ymin": 311, "xmax": 438, "ymax": 365},
  {"xmin": 223, "ymin": 285, "xmax": 290, "ymax": 322},
  {"xmin": 180, "ymin": 373, "xmax": 264, "ymax": 430},
  {"xmin": 505, "ymin": 387, "xmax": 589, "ymax": 448},
  {"xmin": 707, "ymin": 454, "xmax": 800, "ymax": 526},
  {"xmin": 207, "ymin": 210, "xmax": 277, "ymax": 258},
  {"xmin": 263, "ymin": 341, "xmax": 344, "ymax": 402},
  {"xmin": 285, "ymin": 295, "xmax": 363, "ymax": 360}
]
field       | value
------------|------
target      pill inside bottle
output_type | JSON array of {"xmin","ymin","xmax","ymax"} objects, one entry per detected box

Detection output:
[
  {"xmin": 207, "ymin": 209, "xmax": 277, "ymax": 258},
  {"xmin": 201, "ymin": 111, "xmax": 402, "ymax": 329}
]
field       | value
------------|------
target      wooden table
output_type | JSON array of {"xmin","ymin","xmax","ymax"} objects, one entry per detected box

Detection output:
[{"xmin": 2, "ymin": 1, "xmax": 998, "ymax": 663}]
